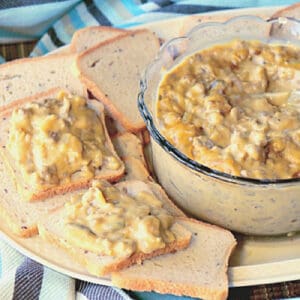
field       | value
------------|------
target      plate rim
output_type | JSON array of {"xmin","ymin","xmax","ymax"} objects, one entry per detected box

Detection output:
[{"xmin": 1, "ymin": 226, "xmax": 300, "ymax": 287}]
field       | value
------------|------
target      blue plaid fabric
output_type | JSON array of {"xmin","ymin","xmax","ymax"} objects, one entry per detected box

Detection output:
[
  {"xmin": 30, "ymin": 0, "xmax": 299, "ymax": 55},
  {"xmin": 0, "ymin": 0, "xmax": 298, "ymax": 55}
]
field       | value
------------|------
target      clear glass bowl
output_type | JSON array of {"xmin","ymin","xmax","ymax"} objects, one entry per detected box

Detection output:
[{"xmin": 138, "ymin": 16, "xmax": 300, "ymax": 235}]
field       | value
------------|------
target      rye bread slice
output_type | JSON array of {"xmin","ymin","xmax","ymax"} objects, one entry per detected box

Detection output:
[
  {"xmin": 112, "ymin": 132, "xmax": 147, "ymax": 166},
  {"xmin": 76, "ymin": 29, "xmax": 160, "ymax": 132},
  {"xmin": 0, "ymin": 88, "xmax": 124, "ymax": 201},
  {"xmin": 38, "ymin": 180, "xmax": 191, "ymax": 276},
  {"xmin": 70, "ymin": 26, "xmax": 128, "ymax": 53},
  {"xmin": 0, "ymin": 54, "xmax": 87, "ymax": 113},
  {"xmin": 112, "ymin": 217, "xmax": 236, "ymax": 300},
  {"xmin": 0, "ymin": 155, "xmax": 70, "ymax": 237}
]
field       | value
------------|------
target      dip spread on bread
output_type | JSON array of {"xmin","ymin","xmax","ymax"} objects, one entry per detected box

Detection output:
[
  {"xmin": 7, "ymin": 91, "xmax": 120, "ymax": 189},
  {"xmin": 157, "ymin": 40, "xmax": 300, "ymax": 179},
  {"xmin": 64, "ymin": 180, "xmax": 175, "ymax": 258}
]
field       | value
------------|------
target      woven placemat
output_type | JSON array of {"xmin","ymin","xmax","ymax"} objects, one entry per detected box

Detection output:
[
  {"xmin": 0, "ymin": 41, "xmax": 36, "ymax": 61},
  {"xmin": 229, "ymin": 281, "xmax": 300, "ymax": 299},
  {"xmin": 1, "ymin": 41, "xmax": 300, "ymax": 300}
]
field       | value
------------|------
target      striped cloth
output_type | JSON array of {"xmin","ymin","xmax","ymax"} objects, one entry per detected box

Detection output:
[
  {"xmin": 0, "ymin": 1, "xmax": 299, "ymax": 300},
  {"xmin": 0, "ymin": 238, "xmax": 134, "ymax": 300}
]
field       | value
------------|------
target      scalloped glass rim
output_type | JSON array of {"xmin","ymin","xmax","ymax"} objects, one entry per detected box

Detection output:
[{"xmin": 138, "ymin": 15, "xmax": 300, "ymax": 186}]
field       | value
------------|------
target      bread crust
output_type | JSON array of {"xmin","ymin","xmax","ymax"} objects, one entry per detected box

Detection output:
[
  {"xmin": 112, "ymin": 275, "xmax": 228, "ymax": 300},
  {"xmin": 121, "ymin": 156, "xmax": 152, "ymax": 182},
  {"xmin": 142, "ymin": 129, "xmax": 151, "ymax": 145},
  {"xmin": 38, "ymin": 221, "xmax": 191, "ymax": 276},
  {"xmin": 100, "ymin": 227, "xmax": 191, "ymax": 275},
  {"xmin": 76, "ymin": 29, "xmax": 160, "ymax": 132},
  {"xmin": 271, "ymin": 2, "xmax": 300, "ymax": 18},
  {"xmin": 112, "ymin": 217, "xmax": 236, "ymax": 300},
  {"xmin": 112, "ymin": 132, "xmax": 147, "ymax": 166},
  {"xmin": 70, "ymin": 26, "xmax": 127, "ymax": 53},
  {"xmin": 0, "ymin": 203, "xmax": 38, "ymax": 237},
  {"xmin": 0, "ymin": 88, "xmax": 125, "ymax": 201},
  {"xmin": 0, "ymin": 87, "xmax": 63, "ymax": 116},
  {"xmin": 0, "ymin": 54, "xmax": 87, "ymax": 113},
  {"xmin": 0, "ymin": 149, "xmax": 70, "ymax": 238}
]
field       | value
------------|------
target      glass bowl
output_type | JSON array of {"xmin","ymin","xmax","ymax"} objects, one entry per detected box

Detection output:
[{"xmin": 138, "ymin": 16, "xmax": 300, "ymax": 236}]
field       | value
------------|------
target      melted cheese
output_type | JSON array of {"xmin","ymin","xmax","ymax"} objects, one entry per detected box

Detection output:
[
  {"xmin": 157, "ymin": 40, "xmax": 300, "ymax": 179},
  {"xmin": 64, "ymin": 180, "xmax": 175, "ymax": 258},
  {"xmin": 7, "ymin": 91, "xmax": 120, "ymax": 190}
]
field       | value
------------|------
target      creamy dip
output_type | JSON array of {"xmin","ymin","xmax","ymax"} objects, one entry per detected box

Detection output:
[
  {"xmin": 7, "ymin": 91, "xmax": 120, "ymax": 190},
  {"xmin": 64, "ymin": 180, "xmax": 175, "ymax": 258},
  {"xmin": 157, "ymin": 40, "xmax": 300, "ymax": 179}
]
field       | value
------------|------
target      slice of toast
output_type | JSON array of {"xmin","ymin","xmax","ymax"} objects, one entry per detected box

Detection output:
[
  {"xmin": 112, "ymin": 132, "xmax": 147, "ymax": 166},
  {"xmin": 0, "ymin": 88, "xmax": 124, "ymax": 201},
  {"xmin": 70, "ymin": 26, "xmax": 127, "ymax": 53},
  {"xmin": 38, "ymin": 180, "xmax": 190, "ymax": 276},
  {"xmin": 76, "ymin": 29, "xmax": 160, "ymax": 132},
  {"xmin": 112, "ymin": 217, "xmax": 236, "ymax": 300},
  {"xmin": 0, "ymin": 54, "xmax": 87, "ymax": 113},
  {"xmin": 111, "ymin": 132, "xmax": 154, "ymax": 182},
  {"xmin": 0, "ymin": 155, "xmax": 70, "ymax": 237},
  {"xmin": 121, "ymin": 156, "xmax": 152, "ymax": 182}
]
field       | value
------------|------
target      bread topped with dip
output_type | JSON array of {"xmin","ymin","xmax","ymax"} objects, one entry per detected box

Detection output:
[
  {"xmin": 0, "ymin": 124, "xmax": 171, "ymax": 238},
  {"xmin": 0, "ymin": 88, "xmax": 124, "ymax": 201},
  {"xmin": 38, "ymin": 179, "xmax": 191, "ymax": 275}
]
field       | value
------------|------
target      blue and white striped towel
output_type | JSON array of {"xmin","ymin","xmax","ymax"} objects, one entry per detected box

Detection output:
[{"xmin": 0, "ymin": 1, "xmax": 298, "ymax": 299}]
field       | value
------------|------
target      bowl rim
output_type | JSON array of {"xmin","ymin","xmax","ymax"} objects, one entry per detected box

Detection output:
[{"xmin": 138, "ymin": 15, "xmax": 300, "ymax": 186}]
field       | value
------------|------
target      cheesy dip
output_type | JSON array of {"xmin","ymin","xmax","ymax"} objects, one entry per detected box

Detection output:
[
  {"xmin": 64, "ymin": 180, "xmax": 175, "ymax": 258},
  {"xmin": 7, "ymin": 91, "xmax": 121, "ymax": 190},
  {"xmin": 157, "ymin": 40, "xmax": 300, "ymax": 179}
]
